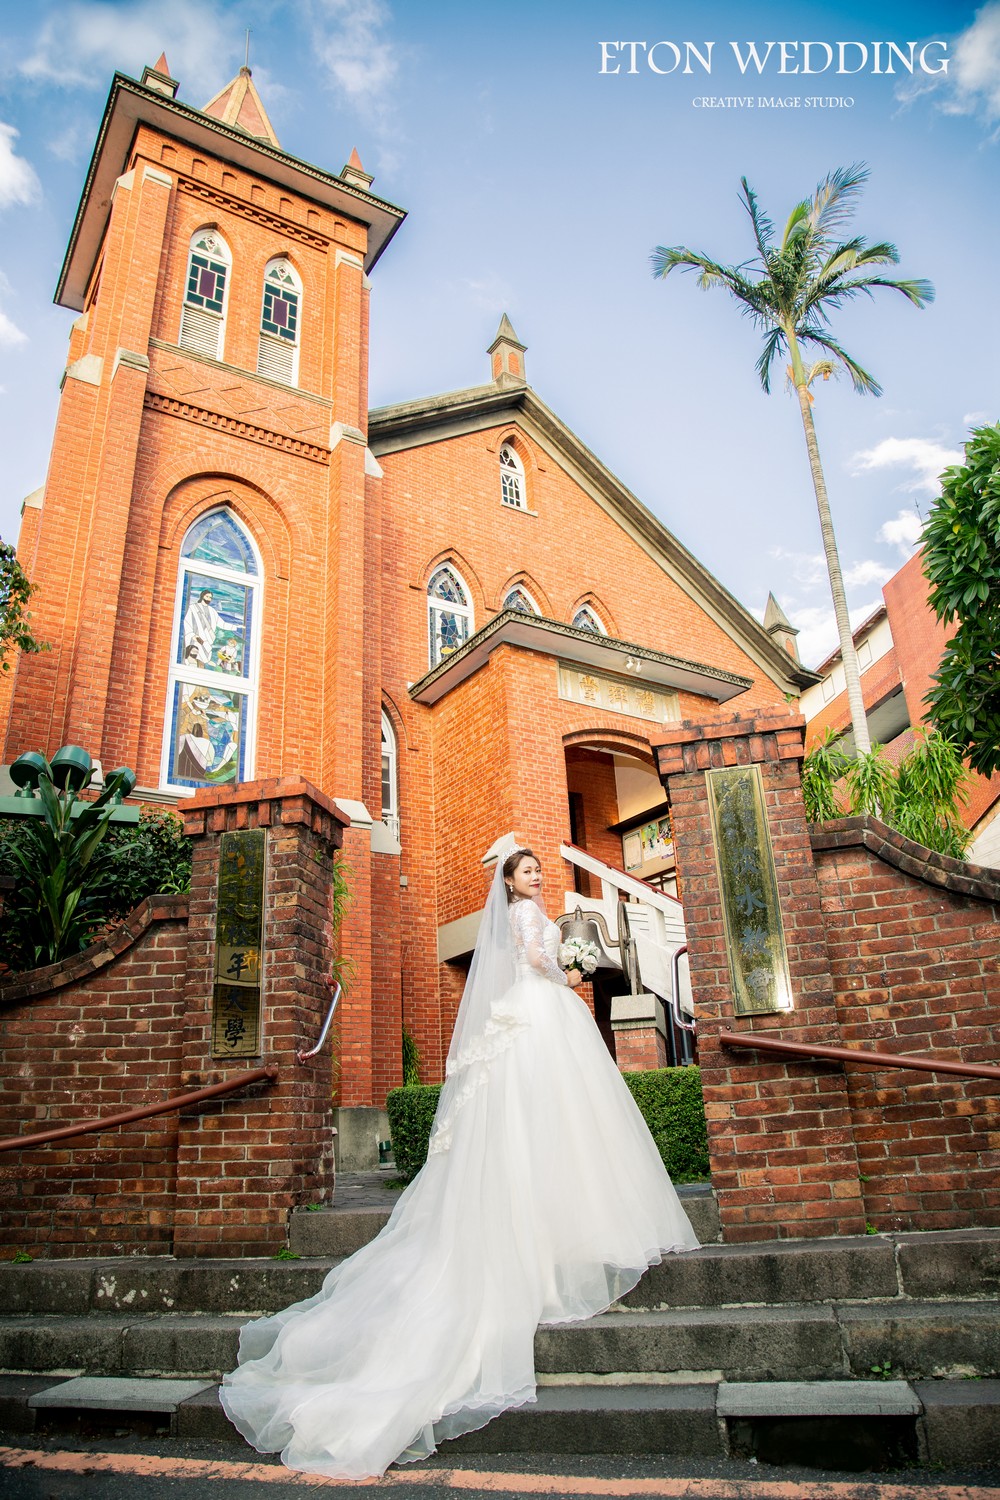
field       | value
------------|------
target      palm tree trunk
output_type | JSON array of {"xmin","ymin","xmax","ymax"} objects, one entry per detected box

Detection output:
[{"xmin": 793, "ymin": 383, "xmax": 872, "ymax": 757}]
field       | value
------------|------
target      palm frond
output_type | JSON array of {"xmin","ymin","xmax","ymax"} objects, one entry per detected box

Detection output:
[
  {"xmin": 780, "ymin": 200, "xmax": 810, "ymax": 253},
  {"xmin": 797, "ymin": 326, "xmax": 882, "ymax": 395},
  {"xmin": 808, "ymin": 163, "xmax": 870, "ymax": 242},
  {"xmin": 739, "ymin": 178, "xmax": 775, "ymax": 261},
  {"xmin": 755, "ymin": 326, "xmax": 786, "ymax": 394}
]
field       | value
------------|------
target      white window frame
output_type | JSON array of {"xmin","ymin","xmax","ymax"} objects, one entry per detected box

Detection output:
[
  {"xmin": 427, "ymin": 564, "xmax": 474, "ymax": 669},
  {"xmin": 179, "ymin": 228, "xmax": 231, "ymax": 360},
  {"xmin": 499, "ymin": 444, "xmax": 527, "ymax": 510},
  {"xmin": 257, "ymin": 257, "xmax": 302, "ymax": 387},
  {"xmin": 502, "ymin": 585, "xmax": 541, "ymax": 615},
  {"xmin": 572, "ymin": 604, "xmax": 607, "ymax": 635},
  {"xmin": 160, "ymin": 507, "xmax": 263, "ymax": 795},
  {"xmin": 381, "ymin": 710, "xmax": 399, "ymax": 841}
]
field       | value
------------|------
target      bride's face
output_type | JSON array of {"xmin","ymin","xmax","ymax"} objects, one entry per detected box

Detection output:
[{"xmin": 510, "ymin": 855, "xmax": 542, "ymax": 900}]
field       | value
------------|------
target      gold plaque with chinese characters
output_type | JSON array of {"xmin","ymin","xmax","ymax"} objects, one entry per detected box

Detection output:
[
  {"xmin": 211, "ymin": 829, "xmax": 266, "ymax": 1058},
  {"xmin": 557, "ymin": 664, "xmax": 679, "ymax": 723},
  {"xmin": 706, "ymin": 764, "xmax": 793, "ymax": 1016}
]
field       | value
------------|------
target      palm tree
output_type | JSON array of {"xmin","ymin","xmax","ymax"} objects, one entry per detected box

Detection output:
[{"xmin": 651, "ymin": 164, "xmax": 933, "ymax": 755}]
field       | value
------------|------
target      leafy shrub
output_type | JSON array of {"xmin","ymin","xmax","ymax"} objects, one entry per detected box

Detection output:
[
  {"xmin": 385, "ymin": 1065, "xmax": 709, "ymax": 1185},
  {"xmin": 621, "ymin": 1066, "xmax": 710, "ymax": 1182},
  {"xmin": 385, "ymin": 1084, "xmax": 441, "ymax": 1182},
  {"xmin": 0, "ymin": 805, "xmax": 191, "ymax": 972}
]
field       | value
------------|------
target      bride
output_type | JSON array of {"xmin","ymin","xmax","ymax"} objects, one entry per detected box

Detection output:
[{"xmin": 220, "ymin": 838, "xmax": 699, "ymax": 1478}]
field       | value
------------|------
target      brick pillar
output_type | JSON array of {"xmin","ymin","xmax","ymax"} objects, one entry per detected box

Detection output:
[
  {"xmin": 654, "ymin": 711, "xmax": 866, "ymax": 1242},
  {"xmin": 611, "ymin": 993, "xmax": 669, "ymax": 1070},
  {"xmin": 173, "ymin": 777, "xmax": 347, "ymax": 1256}
]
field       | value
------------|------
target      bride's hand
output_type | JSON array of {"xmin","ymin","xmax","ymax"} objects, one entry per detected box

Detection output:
[{"xmin": 565, "ymin": 967, "xmax": 583, "ymax": 988}]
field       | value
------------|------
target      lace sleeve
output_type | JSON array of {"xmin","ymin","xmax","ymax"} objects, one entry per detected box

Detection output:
[{"xmin": 509, "ymin": 899, "xmax": 568, "ymax": 985}]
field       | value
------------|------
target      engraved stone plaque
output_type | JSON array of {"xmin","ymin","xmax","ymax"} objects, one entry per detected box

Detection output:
[
  {"xmin": 211, "ymin": 828, "xmax": 265, "ymax": 1058},
  {"xmin": 706, "ymin": 764, "xmax": 793, "ymax": 1016}
]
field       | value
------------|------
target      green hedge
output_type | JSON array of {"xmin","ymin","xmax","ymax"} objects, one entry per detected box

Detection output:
[{"xmin": 385, "ymin": 1066, "xmax": 708, "ymax": 1185}]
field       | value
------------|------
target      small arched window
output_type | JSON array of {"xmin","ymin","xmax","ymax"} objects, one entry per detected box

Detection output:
[
  {"xmin": 257, "ymin": 257, "xmax": 301, "ymax": 385},
  {"xmin": 381, "ymin": 711, "xmax": 399, "ymax": 840},
  {"xmin": 573, "ymin": 605, "xmax": 606, "ymax": 635},
  {"xmin": 427, "ymin": 564, "xmax": 473, "ymax": 668},
  {"xmin": 180, "ymin": 228, "xmax": 231, "ymax": 359},
  {"xmin": 503, "ymin": 586, "xmax": 539, "ymax": 615},
  {"xmin": 499, "ymin": 444, "xmax": 526, "ymax": 510},
  {"xmin": 163, "ymin": 508, "xmax": 261, "ymax": 791}
]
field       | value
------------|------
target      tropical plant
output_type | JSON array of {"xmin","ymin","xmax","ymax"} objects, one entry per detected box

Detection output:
[
  {"xmin": 801, "ymin": 728, "xmax": 970, "ymax": 859},
  {"xmin": 0, "ymin": 758, "xmax": 137, "ymax": 968},
  {"xmin": 0, "ymin": 540, "xmax": 45, "ymax": 671},
  {"xmin": 652, "ymin": 165, "xmax": 933, "ymax": 755},
  {"xmin": 922, "ymin": 423, "xmax": 1000, "ymax": 777}
]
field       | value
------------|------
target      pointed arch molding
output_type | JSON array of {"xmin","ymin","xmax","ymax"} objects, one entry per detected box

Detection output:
[
  {"xmin": 485, "ymin": 426, "xmax": 544, "ymax": 474},
  {"xmin": 420, "ymin": 549, "xmax": 486, "ymax": 618},
  {"xmin": 157, "ymin": 474, "xmax": 295, "ymax": 582},
  {"xmin": 496, "ymin": 572, "xmax": 552, "ymax": 616},
  {"xmin": 570, "ymin": 594, "xmax": 617, "ymax": 638}
]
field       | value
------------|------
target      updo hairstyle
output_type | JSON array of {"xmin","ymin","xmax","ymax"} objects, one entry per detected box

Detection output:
[{"xmin": 502, "ymin": 847, "xmax": 539, "ymax": 904}]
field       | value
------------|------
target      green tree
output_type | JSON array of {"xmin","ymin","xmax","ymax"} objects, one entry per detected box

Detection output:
[
  {"xmin": 922, "ymin": 423, "xmax": 1000, "ymax": 777},
  {"xmin": 652, "ymin": 165, "xmax": 933, "ymax": 755},
  {"xmin": 0, "ymin": 540, "xmax": 45, "ymax": 671}
]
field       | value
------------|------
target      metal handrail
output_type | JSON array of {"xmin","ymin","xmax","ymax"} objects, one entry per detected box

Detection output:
[
  {"xmin": 297, "ymin": 982, "xmax": 342, "ymax": 1063},
  {"xmin": 670, "ymin": 945, "xmax": 696, "ymax": 1035},
  {"xmin": 0, "ymin": 1065, "xmax": 279, "ymax": 1152},
  {"xmin": 719, "ymin": 1030, "xmax": 1000, "ymax": 1082}
]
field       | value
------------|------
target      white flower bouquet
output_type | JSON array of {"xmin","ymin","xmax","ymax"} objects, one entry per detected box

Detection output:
[{"xmin": 558, "ymin": 937, "xmax": 601, "ymax": 976}]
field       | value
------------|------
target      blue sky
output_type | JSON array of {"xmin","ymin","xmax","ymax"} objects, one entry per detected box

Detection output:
[{"xmin": 1, "ymin": 0, "xmax": 998, "ymax": 667}]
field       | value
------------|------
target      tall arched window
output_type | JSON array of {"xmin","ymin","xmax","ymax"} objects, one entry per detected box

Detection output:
[
  {"xmin": 573, "ymin": 604, "xmax": 606, "ymax": 634},
  {"xmin": 381, "ymin": 710, "xmax": 399, "ymax": 840},
  {"xmin": 163, "ymin": 509, "xmax": 261, "ymax": 791},
  {"xmin": 427, "ymin": 564, "xmax": 473, "ymax": 668},
  {"xmin": 257, "ymin": 257, "xmax": 301, "ymax": 385},
  {"xmin": 503, "ymin": 585, "xmax": 539, "ymax": 615},
  {"xmin": 499, "ymin": 444, "xmax": 526, "ymax": 510},
  {"xmin": 179, "ymin": 228, "xmax": 231, "ymax": 359}
]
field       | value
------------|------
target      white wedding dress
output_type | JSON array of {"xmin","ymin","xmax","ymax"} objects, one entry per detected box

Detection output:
[{"xmin": 221, "ymin": 872, "xmax": 699, "ymax": 1480}]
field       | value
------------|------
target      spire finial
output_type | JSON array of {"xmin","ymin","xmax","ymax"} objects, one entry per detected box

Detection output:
[{"xmin": 244, "ymin": 28, "xmax": 251, "ymax": 72}]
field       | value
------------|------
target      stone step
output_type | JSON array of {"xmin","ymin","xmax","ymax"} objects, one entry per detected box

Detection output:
[
  {"xmin": 3, "ymin": 1227, "xmax": 996, "ymax": 1319},
  {"xmin": 3, "ymin": 1374, "xmax": 997, "ymax": 1471},
  {"xmin": 0, "ymin": 1300, "xmax": 996, "ymax": 1384},
  {"xmin": 289, "ymin": 1185, "xmax": 722, "ymax": 1258}
]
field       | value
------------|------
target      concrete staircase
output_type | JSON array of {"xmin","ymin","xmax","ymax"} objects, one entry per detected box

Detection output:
[{"xmin": 1, "ymin": 1216, "xmax": 998, "ymax": 1470}]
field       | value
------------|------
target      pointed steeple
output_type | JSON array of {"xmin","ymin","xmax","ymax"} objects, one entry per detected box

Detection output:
[
  {"xmin": 141, "ymin": 53, "xmax": 179, "ymax": 99},
  {"xmin": 763, "ymin": 592, "xmax": 801, "ymax": 662},
  {"xmin": 202, "ymin": 66, "xmax": 280, "ymax": 148},
  {"xmin": 341, "ymin": 147, "xmax": 374, "ymax": 191},
  {"xmin": 487, "ymin": 314, "xmax": 527, "ymax": 387}
]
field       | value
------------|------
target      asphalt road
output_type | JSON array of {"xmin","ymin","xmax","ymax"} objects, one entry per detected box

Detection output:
[{"xmin": 1, "ymin": 1436, "xmax": 998, "ymax": 1500}]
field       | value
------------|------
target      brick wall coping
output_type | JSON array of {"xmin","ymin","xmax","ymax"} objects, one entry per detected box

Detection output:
[
  {"xmin": 0, "ymin": 893, "xmax": 188, "ymax": 1007},
  {"xmin": 653, "ymin": 709, "xmax": 805, "ymax": 748},
  {"xmin": 810, "ymin": 815, "xmax": 1000, "ymax": 904},
  {"xmin": 182, "ymin": 777, "xmax": 350, "ymax": 839}
]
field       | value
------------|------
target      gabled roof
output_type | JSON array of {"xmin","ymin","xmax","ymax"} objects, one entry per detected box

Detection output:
[
  {"xmin": 368, "ymin": 382, "xmax": 819, "ymax": 696},
  {"xmin": 56, "ymin": 71, "xmax": 406, "ymax": 309}
]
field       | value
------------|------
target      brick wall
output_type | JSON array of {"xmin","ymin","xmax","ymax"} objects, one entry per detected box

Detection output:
[
  {"xmin": 813, "ymin": 818, "xmax": 1000, "ymax": 1231},
  {"xmin": 0, "ymin": 898, "xmax": 189, "ymax": 1256}
]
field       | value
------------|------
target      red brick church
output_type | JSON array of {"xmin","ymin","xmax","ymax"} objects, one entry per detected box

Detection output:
[{"xmin": 2, "ymin": 57, "xmax": 814, "ymax": 1123}]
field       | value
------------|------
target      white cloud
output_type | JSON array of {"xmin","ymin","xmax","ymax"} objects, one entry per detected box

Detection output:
[
  {"xmin": 0, "ymin": 308, "xmax": 27, "ymax": 347},
  {"xmin": 844, "ymin": 559, "xmax": 894, "ymax": 589},
  {"xmin": 309, "ymin": 0, "xmax": 398, "ymax": 102},
  {"xmin": 20, "ymin": 0, "xmax": 239, "ymax": 102},
  {"xmin": 878, "ymin": 509, "xmax": 925, "ymax": 556},
  {"xmin": 896, "ymin": 4, "xmax": 1000, "ymax": 132},
  {"xmin": 769, "ymin": 546, "xmax": 826, "ymax": 589},
  {"xmin": 849, "ymin": 436, "xmax": 962, "ymax": 496},
  {"xmin": 0, "ymin": 123, "xmax": 41, "ymax": 210},
  {"xmin": 47, "ymin": 125, "xmax": 87, "ymax": 164},
  {"xmin": 788, "ymin": 599, "xmax": 883, "ymax": 672},
  {"xmin": 963, "ymin": 410, "xmax": 993, "ymax": 427}
]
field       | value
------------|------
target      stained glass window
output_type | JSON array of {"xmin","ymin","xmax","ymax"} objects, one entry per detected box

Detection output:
[
  {"xmin": 573, "ymin": 605, "xmax": 605, "ymax": 634},
  {"xmin": 503, "ymin": 586, "xmax": 538, "ymax": 614},
  {"xmin": 499, "ymin": 444, "xmax": 526, "ymax": 509},
  {"xmin": 180, "ymin": 230, "xmax": 230, "ymax": 359},
  {"xmin": 258, "ymin": 259, "xmax": 302, "ymax": 386},
  {"xmin": 427, "ymin": 565, "xmax": 473, "ymax": 668},
  {"xmin": 164, "ymin": 508, "xmax": 261, "ymax": 792}
]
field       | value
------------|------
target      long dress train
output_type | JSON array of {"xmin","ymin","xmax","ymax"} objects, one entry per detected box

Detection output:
[{"xmin": 220, "ymin": 883, "xmax": 699, "ymax": 1479}]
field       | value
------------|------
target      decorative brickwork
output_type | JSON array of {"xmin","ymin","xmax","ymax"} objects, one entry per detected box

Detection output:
[
  {"xmin": 0, "ymin": 778, "xmax": 345, "ymax": 1259},
  {"xmin": 655, "ymin": 711, "xmax": 867, "ymax": 1242}
]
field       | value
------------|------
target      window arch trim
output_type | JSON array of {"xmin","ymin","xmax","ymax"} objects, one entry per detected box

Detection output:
[
  {"xmin": 427, "ymin": 562, "xmax": 474, "ymax": 668},
  {"xmin": 499, "ymin": 442, "xmax": 527, "ymax": 511}
]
